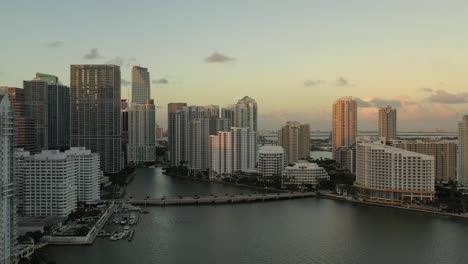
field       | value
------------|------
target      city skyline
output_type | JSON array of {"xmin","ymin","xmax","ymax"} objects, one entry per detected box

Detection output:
[{"xmin": 1, "ymin": 1, "xmax": 468, "ymax": 131}]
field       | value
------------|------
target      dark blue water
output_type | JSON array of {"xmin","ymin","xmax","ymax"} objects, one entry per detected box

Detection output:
[{"xmin": 45, "ymin": 168, "xmax": 468, "ymax": 264}]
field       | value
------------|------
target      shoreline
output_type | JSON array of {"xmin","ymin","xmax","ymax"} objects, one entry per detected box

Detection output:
[{"xmin": 317, "ymin": 192, "xmax": 468, "ymax": 220}]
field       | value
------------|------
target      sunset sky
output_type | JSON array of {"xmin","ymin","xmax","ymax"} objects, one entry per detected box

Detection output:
[{"xmin": 1, "ymin": 0, "xmax": 468, "ymax": 131}]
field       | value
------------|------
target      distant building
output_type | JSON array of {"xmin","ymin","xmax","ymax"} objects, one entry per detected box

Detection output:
[
  {"xmin": 24, "ymin": 79, "xmax": 49, "ymax": 152},
  {"xmin": 209, "ymin": 127, "xmax": 257, "ymax": 178},
  {"xmin": 378, "ymin": 106, "xmax": 397, "ymax": 140},
  {"xmin": 128, "ymin": 100, "xmax": 156, "ymax": 163},
  {"xmin": 355, "ymin": 142, "xmax": 435, "ymax": 204},
  {"xmin": 278, "ymin": 121, "xmax": 310, "ymax": 164},
  {"xmin": 70, "ymin": 65, "xmax": 122, "ymax": 174},
  {"xmin": 47, "ymin": 83, "xmax": 70, "ymax": 150},
  {"xmin": 332, "ymin": 97, "xmax": 357, "ymax": 159},
  {"xmin": 156, "ymin": 125, "xmax": 164, "ymax": 139},
  {"xmin": 221, "ymin": 106, "xmax": 235, "ymax": 127},
  {"xmin": 258, "ymin": 146, "xmax": 288, "ymax": 179},
  {"xmin": 0, "ymin": 94, "xmax": 17, "ymax": 264},
  {"xmin": 167, "ymin": 103, "xmax": 187, "ymax": 166},
  {"xmin": 392, "ymin": 140, "xmax": 457, "ymax": 182},
  {"xmin": 335, "ymin": 146, "xmax": 355, "ymax": 173},
  {"xmin": 282, "ymin": 161, "xmax": 329, "ymax": 188},
  {"xmin": 121, "ymin": 99, "xmax": 129, "ymax": 166},
  {"xmin": 458, "ymin": 116, "xmax": 468, "ymax": 187},
  {"xmin": 36, "ymin": 72, "xmax": 58, "ymax": 84},
  {"xmin": 234, "ymin": 96, "xmax": 258, "ymax": 132}
]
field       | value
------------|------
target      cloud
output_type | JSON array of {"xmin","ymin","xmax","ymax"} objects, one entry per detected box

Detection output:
[
  {"xmin": 205, "ymin": 52, "xmax": 234, "ymax": 63},
  {"xmin": 304, "ymin": 80, "xmax": 324, "ymax": 87},
  {"xmin": 121, "ymin": 79, "xmax": 130, "ymax": 87},
  {"xmin": 355, "ymin": 97, "xmax": 402, "ymax": 108},
  {"xmin": 153, "ymin": 78, "xmax": 169, "ymax": 84},
  {"xmin": 336, "ymin": 76, "xmax": 350, "ymax": 86},
  {"xmin": 428, "ymin": 90, "xmax": 468, "ymax": 104},
  {"xmin": 83, "ymin": 48, "xmax": 102, "ymax": 60},
  {"xmin": 106, "ymin": 57, "xmax": 136, "ymax": 67},
  {"xmin": 47, "ymin": 41, "xmax": 63, "ymax": 48},
  {"xmin": 420, "ymin": 87, "xmax": 433, "ymax": 93}
]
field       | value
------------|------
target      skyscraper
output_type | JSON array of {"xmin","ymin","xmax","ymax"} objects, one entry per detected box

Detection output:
[
  {"xmin": 234, "ymin": 96, "xmax": 258, "ymax": 132},
  {"xmin": 458, "ymin": 116, "xmax": 468, "ymax": 186},
  {"xmin": 24, "ymin": 79, "xmax": 49, "ymax": 152},
  {"xmin": 0, "ymin": 94, "xmax": 17, "ymax": 264},
  {"xmin": 168, "ymin": 103, "xmax": 187, "ymax": 167},
  {"xmin": 0, "ymin": 87, "xmax": 35, "ymax": 152},
  {"xmin": 278, "ymin": 121, "xmax": 310, "ymax": 164},
  {"xmin": 379, "ymin": 105, "xmax": 397, "ymax": 140},
  {"xmin": 221, "ymin": 106, "xmax": 235, "ymax": 127},
  {"xmin": 128, "ymin": 66, "xmax": 156, "ymax": 164},
  {"xmin": 70, "ymin": 65, "xmax": 122, "ymax": 174},
  {"xmin": 121, "ymin": 99, "xmax": 129, "ymax": 165},
  {"xmin": 332, "ymin": 97, "xmax": 357, "ymax": 159},
  {"xmin": 47, "ymin": 83, "xmax": 70, "ymax": 150}
]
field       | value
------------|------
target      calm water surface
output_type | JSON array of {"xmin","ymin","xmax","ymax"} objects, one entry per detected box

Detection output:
[{"xmin": 46, "ymin": 168, "xmax": 468, "ymax": 264}]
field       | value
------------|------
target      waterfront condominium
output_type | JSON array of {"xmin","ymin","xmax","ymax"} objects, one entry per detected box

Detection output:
[
  {"xmin": 0, "ymin": 87, "xmax": 35, "ymax": 152},
  {"xmin": 168, "ymin": 102, "xmax": 187, "ymax": 167},
  {"xmin": 332, "ymin": 97, "xmax": 357, "ymax": 159},
  {"xmin": 378, "ymin": 105, "xmax": 397, "ymax": 140},
  {"xmin": 128, "ymin": 65, "xmax": 156, "ymax": 164},
  {"xmin": 282, "ymin": 161, "xmax": 329, "ymax": 188},
  {"xmin": 23, "ymin": 78, "xmax": 49, "ymax": 152},
  {"xmin": 278, "ymin": 121, "xmax": 310, "ymax": 164},
  {"xmin": 0, "ymin": 94, "xmax": 17, "ymax": 264},
  {"xmin": 234, "ymin": 96, "xmax": 258, "ymax": 132},
  {"xmin": 70, "ymin": 65, "xmax": 122, "ymax": 174},
  {"xmin": 458, "ymin": 116, "xmax": 468, "ymax": 187},
  {"xmin": 258, "ymin": 145, "xmax": 288, "ymax": 180},
  {"xmin": 392, "ymin": 140, "xmax": 457, "ymax": 183},
  {"xmin": 209, "ymin": 127, "xmax": 257, "ymax": 178},
  {"xmin": 354, "ymin": 142, "xmax": 435, "ymax": 204}
]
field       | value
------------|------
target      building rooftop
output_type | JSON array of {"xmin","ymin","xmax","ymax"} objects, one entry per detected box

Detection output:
[
  {"xmin": 358, "ymin": 142, "xmax": 435, "ymax": 159},
  {"xmin": 286, "ymin": 161, "xmax": 323, "ymax": 169},
  {"xmin": 258, "ymin": 145, "xmax": 285, "ymax": 154}
]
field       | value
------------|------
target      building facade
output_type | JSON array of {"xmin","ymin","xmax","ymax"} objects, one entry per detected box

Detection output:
[
  {"xmin": 332, "ymin": 97, "xmax": 357, "ymax": 159},
  {"xmin": 0, "ymin": 95, "xmax": 17, "ymax": 264},
  {"xmin": 459, "ymin": 116, "xmax": 468, "ymax": 187},
  {"xmin": 24, "ymin": 79, "xmax": 49, "ymax": 152},
  {"xmin": 234, "ymin": 96, "xmax": 257, "ymax": 132},
  {"xmin": 128, "ymin": 100, "xmax": 156, "ymax": 163},
  {"xmin": 335, "ymin": 146, "xmax": 355, "ymax": 173},
  {"xmin": 355, "ymin": 142, "xmax": 435, "ymax": 204},
  {"xmin": 70, "ymin": 65, "xmax": 122, "ymax": 174},
  {"xmin": 258, "ymin": 146, "xmax": 288, "ymax": 179},
  {"xmin": 282, "ymin": 161, "xmax": 329, "ymax": 188},
  {"xmin": 378, "ymin": 106, "xmax": 397, "ymax": 140},
  {"xmin": 168, "ymin": 103, "xmax": 187, "ymax": 166},
  {"xmin": 47, "ymin": 83, "xmax": 70, "ymax": 150},
  {"xmin": 278, "ymin": 121, "xmax": 310, "ymax": 164}
]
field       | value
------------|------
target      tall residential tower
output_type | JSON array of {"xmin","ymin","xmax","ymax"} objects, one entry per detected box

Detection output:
[
  {"xmin": 379, "ymin": 106, "xmax": 397, "ymax": 140},
  {"xmin": 458, "ymin": 116, "xmax": 468, "ymax": 186},
  {"xmin": 332, "ymin": 97, "xmax": 357, "ymax": 159},
  {"xmin": 278, "ymin": 121, "xmax": 310, "ymax": 164}
]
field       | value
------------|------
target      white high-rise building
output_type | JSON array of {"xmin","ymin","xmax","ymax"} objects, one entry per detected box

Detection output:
[
  {"xmin": 65, "ymin": 147, "xmax": 102, "ymax": 204},
  {"xmin": 282, "ymin": 161, "xmax": 329, "ymax": 187},
  {"xmin": 355, "ymin": 142, "xmax": 435, "ymax": 204},
  {"xmin": 234, "ymin": 96, "xmax": 258, "ymax": 132},
  {"xmin": 209, "ymin": 127, "xmax": 257, "ymax": 178},
  {"xmin": 458, "ymin": 116, "xmax": 468, "ymax": 187},
  {"xmin": 258, "ymin": 146, "xmax": 288, "ymax": 179},
  {"xmin": 332, "ymin": 97, "xmax": 357, "ymax": 159},
  {"xmin": 128, "ymin": 66, "xmax": 156, "ymax": 164},
  {"xmin": 189, "ymin": 118, "xmax": 211, "ymax": 173},
  {"xmin": 379, "ymin": 106, "xmax": 397, "ymax": 140},
  {"xmin": 0, "ymin": 94, "xmax": 17, "ymax": 264}
]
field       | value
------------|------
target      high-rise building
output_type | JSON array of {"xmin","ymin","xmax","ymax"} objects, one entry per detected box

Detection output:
[
  {"xmin": 128, "ymin": 99, "xmax": 156, "ymax": 163},
  {"xmin": 24, "ymin": 79, "xmax": 49, "ymax": 152},
  {"xmin": 221, "ymin": 106, "xmax": 235, "ymax": 127},
  {"xmin": 0, "ymin": 94, "xmax": 17, "ymax": 264},
  {"xmin": 458, "ymin": 116, "xmax": 468, "ymax": 186},
  {"xmin": 131, "ymin": 66, "xmax": 150, "ymax": 104},
  {"xmin": 234, "ymin": 96, "xmax": 258, "ymax": 132},
  {"xmin": 335, "ymin": 146, "xmax": 355, "ymax": 173},
  {"xmin": 332, "ymin": 97, "xmax": 357, "ymax": 159},
  {"xmin": 121, "ymin": 99, "xmax": 129, "ymax": 166},
  {"xmin": 70, "ymin": 65, "xmax": 122, "ymax": 174},
  {"xmin": 47, "ymin": 83, "xmax": 70, "ymax": 150},
  {"xmin": 278, "ymin": 121, "xmax": 310, "ymax": 164},
  {"xmin": 128, "ymin": 66, "xmax": 156, "ymax": 164},
  {"xmin": 355, "ymin": 142, "xmax": 435, "ymax": 204},
  {"xmin": 155, "ymin": 124, "xmax": 164, "ymax": 140},
  {"xmin": 379, "ymin": 106, "xmax": 397, "ymax": 140},
  {"xmin": 36, "ymin": 72, "xmax": 58, "ymax": 84},
  {"xmin": 0, "ymin": 87, "xmax": 35, "ymax": 152},
  {"xmin": 189, "ymin": 118, "xmax": 211, "ymax": 173},
  {"xmin": 392, "ymin": 140, "xmax": 457, "ymax": 182},
  {"xmin": 168, "ymin": 103, "xmax": 187, "ymax": 167},
  {"xmin": 258, "ymin": 146, "xmax": 288, "ymax": 179},
  {"xmin": 209, "ymin": 127, "xmax": 257, "ymax": 178}
]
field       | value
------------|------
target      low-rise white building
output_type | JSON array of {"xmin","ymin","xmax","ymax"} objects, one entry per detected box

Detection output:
[
  {"xmin": 355, "ymin": 142, "xmax": 435, "ymax": 204},
  {"xmin": 258, "ymin": 146, "xmax": 287, "ymax": 180},
  {"xmin": 282, "ymin": 161, "xmax": 329, "ymax": 187}
]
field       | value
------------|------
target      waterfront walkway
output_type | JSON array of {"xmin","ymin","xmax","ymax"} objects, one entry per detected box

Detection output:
[{"xmin": 111, "ymin": 192, "xmax": 316, "ymax": 206}]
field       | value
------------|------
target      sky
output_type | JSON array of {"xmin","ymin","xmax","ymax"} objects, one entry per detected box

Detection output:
[{"xmin": 1, "ymin": 0, "xmax": 468, "ymax": 131}]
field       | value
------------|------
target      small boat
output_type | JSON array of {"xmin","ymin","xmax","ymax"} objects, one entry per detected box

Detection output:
[
  {"xmin": 124, "ymin": 225, "xmax": 130, "ymax": 231},
  {"xmin": 140, "ymin": 209, "xmax": 149, "ymax": 214},
  {"xmin": 120, "ymin": 219, "xmax": 128, "ymax": 225}
]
